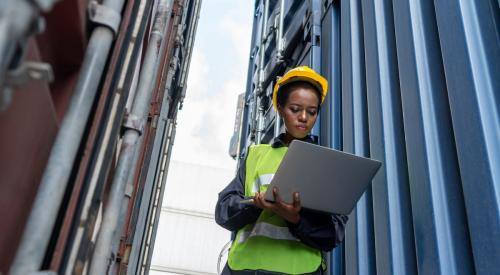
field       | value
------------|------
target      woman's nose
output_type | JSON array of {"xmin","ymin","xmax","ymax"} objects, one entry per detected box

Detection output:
[{"xmin": 298, "ymin": 110, "xmax": 307, "ymax": 121}]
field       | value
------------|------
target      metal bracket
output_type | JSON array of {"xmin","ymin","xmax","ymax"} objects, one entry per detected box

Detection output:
[
  {"xmin": 88, "ymin": 1, "xmax": 121, "ymax": 37},
  {"xmin": 122, "ymin": 113, "xmax": 144, "ymax": 136},
  {"xmin": 124, "ymin": 183, "xmax": 134, "ymax": 198},
  {"xmin": 151, "ymin": 114, "xmax": 159, "ymax": 129},
  {"xmin": 5, "ymin": 61, "xmax": 54, "ymax": 86}
]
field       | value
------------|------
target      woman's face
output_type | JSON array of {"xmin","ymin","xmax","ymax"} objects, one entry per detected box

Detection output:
[{"xmin": 278, "ymin": 87, "xmax": 320, "ymax": 139}]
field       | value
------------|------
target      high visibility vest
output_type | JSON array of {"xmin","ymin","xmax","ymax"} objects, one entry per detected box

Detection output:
[{"xmin": 228, "ymin": 144, "xmax": 322, "ymax": 274}]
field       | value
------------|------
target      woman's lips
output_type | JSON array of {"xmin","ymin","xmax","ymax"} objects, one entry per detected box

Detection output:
[{"xmin": 296, "ymin": 125, "xmax": 307, "ymax": 131}]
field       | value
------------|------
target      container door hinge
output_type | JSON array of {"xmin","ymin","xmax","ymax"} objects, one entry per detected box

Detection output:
[{"xmin": 5, "ymin": 61, "xmax": 54, "ymax": 87}]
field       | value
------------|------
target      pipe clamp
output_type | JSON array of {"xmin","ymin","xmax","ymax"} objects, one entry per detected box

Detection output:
[
  {"xmin": 88, "ymin": 1, "xmax": 121, "ymax": 37},
  {"xmin": 122, "ymin": 113, "xmax": 144, "ymax": 136}
]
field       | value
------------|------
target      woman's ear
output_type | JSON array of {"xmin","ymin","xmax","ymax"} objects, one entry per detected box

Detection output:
[{"xmin": 277, "ymin": 105, "xmax": 284, "ymax": 117}]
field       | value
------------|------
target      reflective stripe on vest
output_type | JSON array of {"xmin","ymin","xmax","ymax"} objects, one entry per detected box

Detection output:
[
  {"xmin": 238, "ymin": 222, "xmax": 299, "ymax": 243},
  {"xmin": 251, "ymin": 173, "xmax": 274, "ymax": 193}
]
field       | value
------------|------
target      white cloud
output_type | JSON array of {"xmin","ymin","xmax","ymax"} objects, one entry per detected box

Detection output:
[
  {"xmin": 169, "ymin": 1, "xmax": 252, "ymax": 171},
  {"xmin": 218, "ymin": 13, "xmax": 252, "ymax": 65},
  {"xmin": 185, "ymin": 46, "xmax": 210, "ymax": 99},
  {"xmin": 171, "ymin": 49, "xmax": 242, "ymax": 169}
]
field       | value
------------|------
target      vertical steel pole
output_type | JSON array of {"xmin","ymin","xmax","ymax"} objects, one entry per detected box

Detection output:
[
  {"xmin": 89, "ymin": 0, "xmax": 172, "ymax": 273},
  {"xmin": 9, "ymin": 0, "xmax": 125, "ymax": 273},
  {"xmin": 276, "ymin": 0, "xmax": 285, "ymax": 62},
  {"xmin": 255, "ymin": 0, "xmax": 269, "ymax": 143}
]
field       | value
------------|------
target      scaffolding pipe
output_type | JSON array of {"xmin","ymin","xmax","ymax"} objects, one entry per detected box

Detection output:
[
  {"xmin": 276, "ymin": 0, "xmax": 285, "ymax": 62},
  {"xmin": 0, "ymin": 0, "xmax": 35, "ymax": 104},
  {"xmin": 108, "ymin": 133, "xmax": 143, "ymax": 274},
  {"xmin": 89, "ymin": 1, "xmax": 172, "ymax": 273},
  {"xmin": 126, "ymin": 45, "xmax": 180, "ymax": 274},
  {"xmin": 9, "ymin": 0, "xmax": 125, "ymax": 274},
  {"xmin": 143, "ymin": 121, "xmax": 177, "ymax": 273},
  {"xmin": 275, "ymin": 0, "xmax": 284, "ymax": 139},
  {"xmin": 255, "ymin": 0, "xmax": 269, "ymax": 143},
  {"xmin": 270, "ymin": 0, "xmax": 285, "ymax": 139},
  {"xmin": 178, "ymin": 0, "xmax": 201, "ymax": 103},
  {"xmin": 274, "ymin": 113, "xmax": 280, "ymax": 137},
  {"xmin": 0, "ymin": 1, "xmax": 30, "ymax": 81}
]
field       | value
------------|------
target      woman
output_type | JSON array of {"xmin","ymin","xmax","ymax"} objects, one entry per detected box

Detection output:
[{"xmin": 215, "ymin": 66, "xmax": 348, "ymax": 275}]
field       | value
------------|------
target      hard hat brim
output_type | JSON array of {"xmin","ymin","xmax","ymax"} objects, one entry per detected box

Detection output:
[{"xmin": 272, "ymin": 67, "xmax": 328, "ymax": 110}]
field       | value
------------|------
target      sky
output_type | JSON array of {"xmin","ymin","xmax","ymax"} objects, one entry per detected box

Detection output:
[
  {"xmin": 151, "ymin": 2, "xmax": 254, "ymax": 271},
  {"xmin": 169, "ymin": 0, "xmax": 254, "ymax": 170}
]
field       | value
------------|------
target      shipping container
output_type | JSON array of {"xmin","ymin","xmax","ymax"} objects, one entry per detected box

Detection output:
[
  {"xmin": 236, "ymin": 0, "xmax": 500, "ymax": 274},
  {"xmin": 0, "ymin": 0, "xmax": 201, "ymax": 274}
]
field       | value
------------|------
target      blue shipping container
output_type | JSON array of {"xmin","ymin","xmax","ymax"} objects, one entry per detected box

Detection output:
[{"xmin": 238, "ymin": 0, "xmax": 500, "ymax": 274}]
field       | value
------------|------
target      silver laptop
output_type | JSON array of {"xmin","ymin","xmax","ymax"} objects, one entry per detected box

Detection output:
[{"xmin": 263, "ymin": 140, "xmax": 382, "ymax": 215}]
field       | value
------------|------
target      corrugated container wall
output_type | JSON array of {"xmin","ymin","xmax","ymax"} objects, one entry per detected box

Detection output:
[{"xmin": 238, "ymin": 0, "xmax": 499, "ymax": 274}]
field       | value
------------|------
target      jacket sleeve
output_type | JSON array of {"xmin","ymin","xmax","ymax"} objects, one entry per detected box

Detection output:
[
  {"xmin": 215, "ymin": 154, "xmax": 262, "ymax": 232},
  {"xmin": 287, "ymin": 209, "xmax": 348, "ymax": 251}
]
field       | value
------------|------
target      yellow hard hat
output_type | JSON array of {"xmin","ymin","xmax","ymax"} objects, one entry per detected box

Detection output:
[{"xmin": 272, "ymin": 66, "xmax": 328, "ymax": 110}]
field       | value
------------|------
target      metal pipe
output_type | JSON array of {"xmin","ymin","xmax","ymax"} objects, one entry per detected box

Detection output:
[
  {"xmin": 113, "ymin": 4, "xmax": 178, "ymax": 258},
  {"xmin": 137, "ymin": 121, "xmax": 174, "ymax": 275},
  {"xmin": 9, "ymin": 0, "xmax": 125, "ymax": 273},
  {"xmin": 143, "ymin": 120, "xmax": 177, "ymax": 275},
  {"xmin": 256, "ymin": 97, "xmax": 264, "ymax": 143},
  {"xmin": 258, "ymin": 0, "xmax": 269, "ymax": 87},
  {"xmin": 178, "ymin": 0, "xmax": 202, "ymax": 103},
  {"xmin": 274, "ymin": 113, "xmax": 281, "ymax": 137},
  {"xmin": 89, "ymin": 1, "xmax": 172, "ymax": 273},
  {"xmin": 276, "ymin": 0, "xmax": 285, "ymax": 62},
  {"xmin": 127, "ymin": 118, "xmax": 171, "ymax": 274},
  {"xmin": 255, "ymin": 0, "xmax": 269, "ymax": 143},
  {"xmin": 0, "ymin": 0, "xmax": 36, "ymax": 99},
  {"xmin": 126, "ymin": 43, "xmax": 180, "ymax": 274},
  {"xmin": 108, "ymin": 133, "xmax": 143, "ymax": 274},
  {"xmin": 129, "ymin": 4, "xmax": 201, "ymax": 271},
  {"xmin": 0, "ymin": 0, "xmax": 61, "ymax": 101},
  {"xmin": 238, "ymin": 3, "xmax": 260, "ymax": 155},
  {"xmin": 127, "ymin": 2, "xmax": 203, "ymax": 270}
]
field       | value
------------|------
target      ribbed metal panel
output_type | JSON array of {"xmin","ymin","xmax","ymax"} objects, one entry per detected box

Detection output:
[
  {"xmin": 333, "ymin": 0, "xmax": 499, "ymax": 274},
  {"xmin": 339, "ymin": 1, "xmax": 376, "ymax": 274},
  {"xmin": 432, "ymin": 1, "xmax": 500, "ymax": 274},
  {"xmin": 242, "ymin": 0, "xmax": 499, "ymax": 274}
]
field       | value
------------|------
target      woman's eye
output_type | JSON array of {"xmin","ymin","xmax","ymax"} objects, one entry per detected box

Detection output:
[
  {"xmin": 290, "ymin": 107, "xmax": 300, "ymax": 113},
  {"xmin": 308, "ymin": 110, "xmax": 317, "ymax": 116}
]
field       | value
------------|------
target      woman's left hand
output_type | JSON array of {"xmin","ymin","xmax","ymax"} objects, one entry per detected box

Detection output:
[{"xmin": 254, "ymin": 188, "xmax": 301, "ymax": 224}]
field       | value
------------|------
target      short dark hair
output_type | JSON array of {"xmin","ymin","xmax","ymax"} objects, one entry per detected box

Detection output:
[{"xmin": 276, "ymin": 80, "xmax": 322, "ymax": 109}]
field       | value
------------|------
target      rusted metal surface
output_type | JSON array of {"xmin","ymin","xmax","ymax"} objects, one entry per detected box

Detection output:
[
  {"xmin": 0, "ymin": 41, "xmax": 58, "ymax": 273},
  {"xmin": 47, "ymin": 0, "xmax": 139, "ymax": 270},
  {"xmin": 0, "ymin": 0, "xmax": 88, "ymax": 272},
  {"xmin": 36, "ymin": 0, "xmax": 87, "ymax": 122},
  {"xmin": 115, "ymin": 2, "xmax": 184, "ymax": 273},
  {"xmin": 0, "ymin": 0, "xmax": 199, "ymax": 272}
]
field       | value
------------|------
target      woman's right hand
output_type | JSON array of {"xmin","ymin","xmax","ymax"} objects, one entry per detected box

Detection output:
[{"xmin": 253, "ymin": 188, "xmax": 301, "ymax": 224}]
